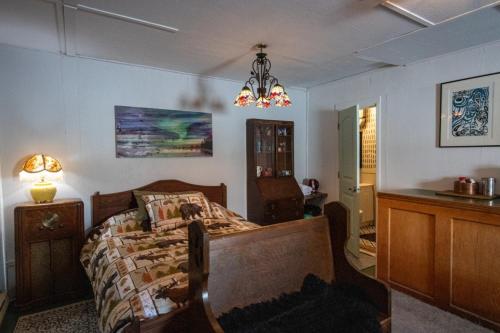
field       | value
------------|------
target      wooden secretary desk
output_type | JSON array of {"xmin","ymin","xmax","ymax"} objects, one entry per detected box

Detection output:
[{"xmin": 246, "ymin": 119, "xmax": 303, "ymax": 225}]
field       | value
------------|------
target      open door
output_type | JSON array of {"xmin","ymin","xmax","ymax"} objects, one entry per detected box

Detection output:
[{"xmin": 338, "ymin": 105, "xmax": 360, "ymax": 257}]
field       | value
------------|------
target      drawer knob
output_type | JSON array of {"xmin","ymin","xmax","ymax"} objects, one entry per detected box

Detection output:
[{"xmin": 41, "ymin": 212, "xmax": 59, "ymax": 230}]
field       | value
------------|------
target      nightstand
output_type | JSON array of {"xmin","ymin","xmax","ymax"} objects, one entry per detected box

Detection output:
[{"xmin": 15, "ymin": 199, "xmax": 85, "ymax": 309}]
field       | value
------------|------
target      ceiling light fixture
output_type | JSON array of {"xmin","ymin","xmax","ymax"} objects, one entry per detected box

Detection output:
[{"xmin": 234, "ymin": 44, "xmax": 291, "ymax": 109}]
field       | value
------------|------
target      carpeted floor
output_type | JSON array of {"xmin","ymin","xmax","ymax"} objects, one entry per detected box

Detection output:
[
  {"xmin": 392, "ymin": 290, "xmax": 493, "ymax": 333},
  {"xmin": 5, "ymin": 291, "xmax": 495, "ymax": 333},
  {"xmin": 12, "ymin": 300, "xmax": 98, "ymax": 333}
]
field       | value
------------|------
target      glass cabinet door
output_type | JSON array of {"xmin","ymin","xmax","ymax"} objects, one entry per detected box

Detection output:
[
  {"xmin": 276, "ymin": 125, "xmax": 293, "ymax": 177},
  {"xmin": 255, "ymin": 124, "xmax": 275, "ymax": 178}
]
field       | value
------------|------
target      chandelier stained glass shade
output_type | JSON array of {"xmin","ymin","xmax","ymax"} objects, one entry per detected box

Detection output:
[{"xmin": 234, "ymin": 44, "xmax": 291, "ymax": 109}]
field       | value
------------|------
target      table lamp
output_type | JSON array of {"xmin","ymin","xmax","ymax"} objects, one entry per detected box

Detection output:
[{"xmin": 19, "ymin": 154, "xmax": 63, "ymax": 203}]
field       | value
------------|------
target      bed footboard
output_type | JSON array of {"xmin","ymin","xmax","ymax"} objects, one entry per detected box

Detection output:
[{"xmin": 188, "ymin": 203, "xmax": 391, "ymax": 332}]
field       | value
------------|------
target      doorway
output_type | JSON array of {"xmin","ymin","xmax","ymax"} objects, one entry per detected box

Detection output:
[{"xmin": 338, "ymin": 103, "xmax": 378, "ymax": 276}]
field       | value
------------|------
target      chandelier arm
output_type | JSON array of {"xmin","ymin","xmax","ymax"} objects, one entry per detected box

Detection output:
[
  {"xmin": 252, "ymin": 59, "xmax": 260, "ymax": 84},
  {"xmin": 259, "ymin": 60, "xmax": 265, "ymax": 95},
  {"xmin": 264, "ymin": 60, "xmax": 273, "ymax": 95},
  {"xmin": 246, "ymin": 78, "xmax": 258, "ymax": 99},
  {"xmin": 265, "ymin": 57, "xmax": 272, "ymax": 76}
]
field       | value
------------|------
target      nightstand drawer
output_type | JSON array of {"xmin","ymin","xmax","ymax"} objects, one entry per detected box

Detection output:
[{"xmin": 21, "ymin": 207, "xmax": 78, "ymax": 242}]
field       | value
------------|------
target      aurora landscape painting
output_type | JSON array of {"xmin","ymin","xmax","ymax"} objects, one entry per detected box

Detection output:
[{"xmin": 115, "ymin": 106, "xmax": 213, "ymax": 158}]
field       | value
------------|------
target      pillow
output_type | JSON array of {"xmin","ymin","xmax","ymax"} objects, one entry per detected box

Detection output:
[
  {"xmin": 142, "ymin": 192, "xmax": 213, "ymax": 232},
  {"xmin": 87, "ymin": 209, "xmax": 141, "ymax": 242},
  {"xmin": 133, "ymin": 190, "xmax": 164, "ymax": 222}
]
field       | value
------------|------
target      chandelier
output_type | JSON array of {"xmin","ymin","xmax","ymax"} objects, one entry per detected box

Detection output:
[{"xmin": 234, "ymin": 44, "xmax": 291, "ymax": 108}]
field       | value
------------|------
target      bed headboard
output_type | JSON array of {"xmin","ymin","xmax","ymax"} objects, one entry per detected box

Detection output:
[{"xmin": 91, "ymin": 180, "xmax": 227, "ymax": 227}]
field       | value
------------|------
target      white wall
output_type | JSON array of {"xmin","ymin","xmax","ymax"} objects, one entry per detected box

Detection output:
[
  {"xmin": 307, "ymin": 40, "xmax": 500, "ymax": 200},
  {"xmin": 0, "ymin": 161, "xmax": 5, "ymax": 291},
  {"xmin": 0, "ymin": 44, "xmax": 307, "ymax": 295}
]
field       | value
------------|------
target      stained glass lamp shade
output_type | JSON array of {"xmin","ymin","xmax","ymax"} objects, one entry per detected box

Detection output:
[
  {"xmin": 19, "ymin": 154, "xmax": 63, "ymax": 203},
  {"xmin": 233, "ymin": 86, "xmax": 256, "ymax": 107}
]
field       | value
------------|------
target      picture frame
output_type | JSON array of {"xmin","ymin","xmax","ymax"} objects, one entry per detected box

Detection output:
[
  {"xmin": 115, "ymin": 106, "xmax": 213, "ymax": 157},
  {"xmin": 439, "ymin": 72, "xmax": 500, "ymax": 147}
]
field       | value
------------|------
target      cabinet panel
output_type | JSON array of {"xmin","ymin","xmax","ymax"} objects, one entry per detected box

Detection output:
[
  {"xmin": 52, "ymin": 238, "xmax": 75, "ymax": 294},
  {"xmin": 451, "ymin": 218, "xmax": 500, "ymax": 323},
  {"xmin": 388, "ymin": 208, "xmax": 435, "ymax": 298},
  {"xmin": 30, "ymin": 241, "xmax": 51, "ymax": 300},
  {"xmin": 255, "ymin": 124, "xmax": 275, "ymax": 178}
]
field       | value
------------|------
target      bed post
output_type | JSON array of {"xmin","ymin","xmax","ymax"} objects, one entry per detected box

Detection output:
[
  {"xmin": 91, "ymin": 191, "xmax": 100, "ymax": 227},
  {"xmin": 188, "ymin": 220, "xmax": 223, "ymax": 333},
  {"xmin": 220, "ymin": 183, "xmax": 227, "ymax": 208},
  {"xmin": 324, "ymin": 201, "xmax": 391, "ymax": 332}
]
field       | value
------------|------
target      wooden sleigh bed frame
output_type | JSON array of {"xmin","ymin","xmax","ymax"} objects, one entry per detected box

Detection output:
[{"xmin": 89, "ymin": 180, "xmax": 390, "ymax": 333}]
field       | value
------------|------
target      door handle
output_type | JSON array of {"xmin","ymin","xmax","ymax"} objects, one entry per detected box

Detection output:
[{"xmin": 348, "ymin": 187, "xmax": 360, "ymax": 193}]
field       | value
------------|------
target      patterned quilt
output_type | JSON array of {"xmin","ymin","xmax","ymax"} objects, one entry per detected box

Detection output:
[{"xmin": 80, "ymin": 204, "xmax": 258, "ymax": 333}]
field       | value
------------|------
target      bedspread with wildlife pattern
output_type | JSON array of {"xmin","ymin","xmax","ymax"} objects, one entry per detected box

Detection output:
[{"xmin": 80, "ymin": 209, "xmax": 258, "ymax": 333}]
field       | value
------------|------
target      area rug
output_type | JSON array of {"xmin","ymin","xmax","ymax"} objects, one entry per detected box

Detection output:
[
  {"xmin": 360, "ymin": 225, "xmax": 376, "ymax": 255},
  {"xmin": 14, "ymin": 300, "xmax": 98, "ymax": 333}
]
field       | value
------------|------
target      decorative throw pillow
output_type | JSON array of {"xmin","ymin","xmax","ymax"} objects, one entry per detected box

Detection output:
[
  {"xmin": 87, "ymin": 209, "xmax": 142, "ymax": 242},
  {"xmin": 142, "ymin": 192, "xmax": 213, "ymax": 232},
  {"xmin": 133, "ymin": 190, "xmax": 164, "ymax": 222}
]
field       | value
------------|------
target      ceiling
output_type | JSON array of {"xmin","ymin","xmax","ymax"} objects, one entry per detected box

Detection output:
[{"xmin": 1, "ymin": 0, "xmax": 500, "ymax": 88}]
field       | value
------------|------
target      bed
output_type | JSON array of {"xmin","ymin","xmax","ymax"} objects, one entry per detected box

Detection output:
[
  {"xmin": 82, "ymin": 180, "xmax": 390, "ymax": 333},
  {"xmin": 81, "ymin": 180, "xmax": 258, "ymax": 333}
]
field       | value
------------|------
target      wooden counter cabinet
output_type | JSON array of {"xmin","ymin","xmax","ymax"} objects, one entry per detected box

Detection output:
[
  {"xmin": 377, "ymin": 190, "xmax": 500, "ymax": 331},
  {"xmin": 15, "ymin": 199, "xmax": 85, "ymax": 309}
]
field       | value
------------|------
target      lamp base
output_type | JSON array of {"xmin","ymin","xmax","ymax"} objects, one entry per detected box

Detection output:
[{"xmin": 30, "ymin": 182, "xmax": 57, "ymax": 204}]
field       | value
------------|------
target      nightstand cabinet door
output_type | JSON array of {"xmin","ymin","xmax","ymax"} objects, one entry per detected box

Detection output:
[{"xmin": 15, "ymin": 199, "xmax": 85, "ymax": 309}]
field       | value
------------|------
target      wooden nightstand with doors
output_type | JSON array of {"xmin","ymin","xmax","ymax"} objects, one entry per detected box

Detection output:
[{"xmin": 15, "ymin": 199, "xmax": 86, "ymax": 309}]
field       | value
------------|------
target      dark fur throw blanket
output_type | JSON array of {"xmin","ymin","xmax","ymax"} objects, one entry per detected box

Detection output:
[{"xmin": 218, "ymin": 274, "xmax": 381, "ymax": 333}]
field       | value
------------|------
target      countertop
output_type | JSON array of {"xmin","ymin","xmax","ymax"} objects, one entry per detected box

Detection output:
[{"xmin": 378, "ymin": 188, "xmax": 500, "ymax": 215}]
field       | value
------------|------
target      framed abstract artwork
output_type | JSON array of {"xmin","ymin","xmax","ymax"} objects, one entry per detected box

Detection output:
[
  {"xmin": 440, "ymin": 72, "xmax": 500, "ymax": 147},
  {"xmin": 115, "ymin": 106, "xmax": 213, "ymax": 157}
]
